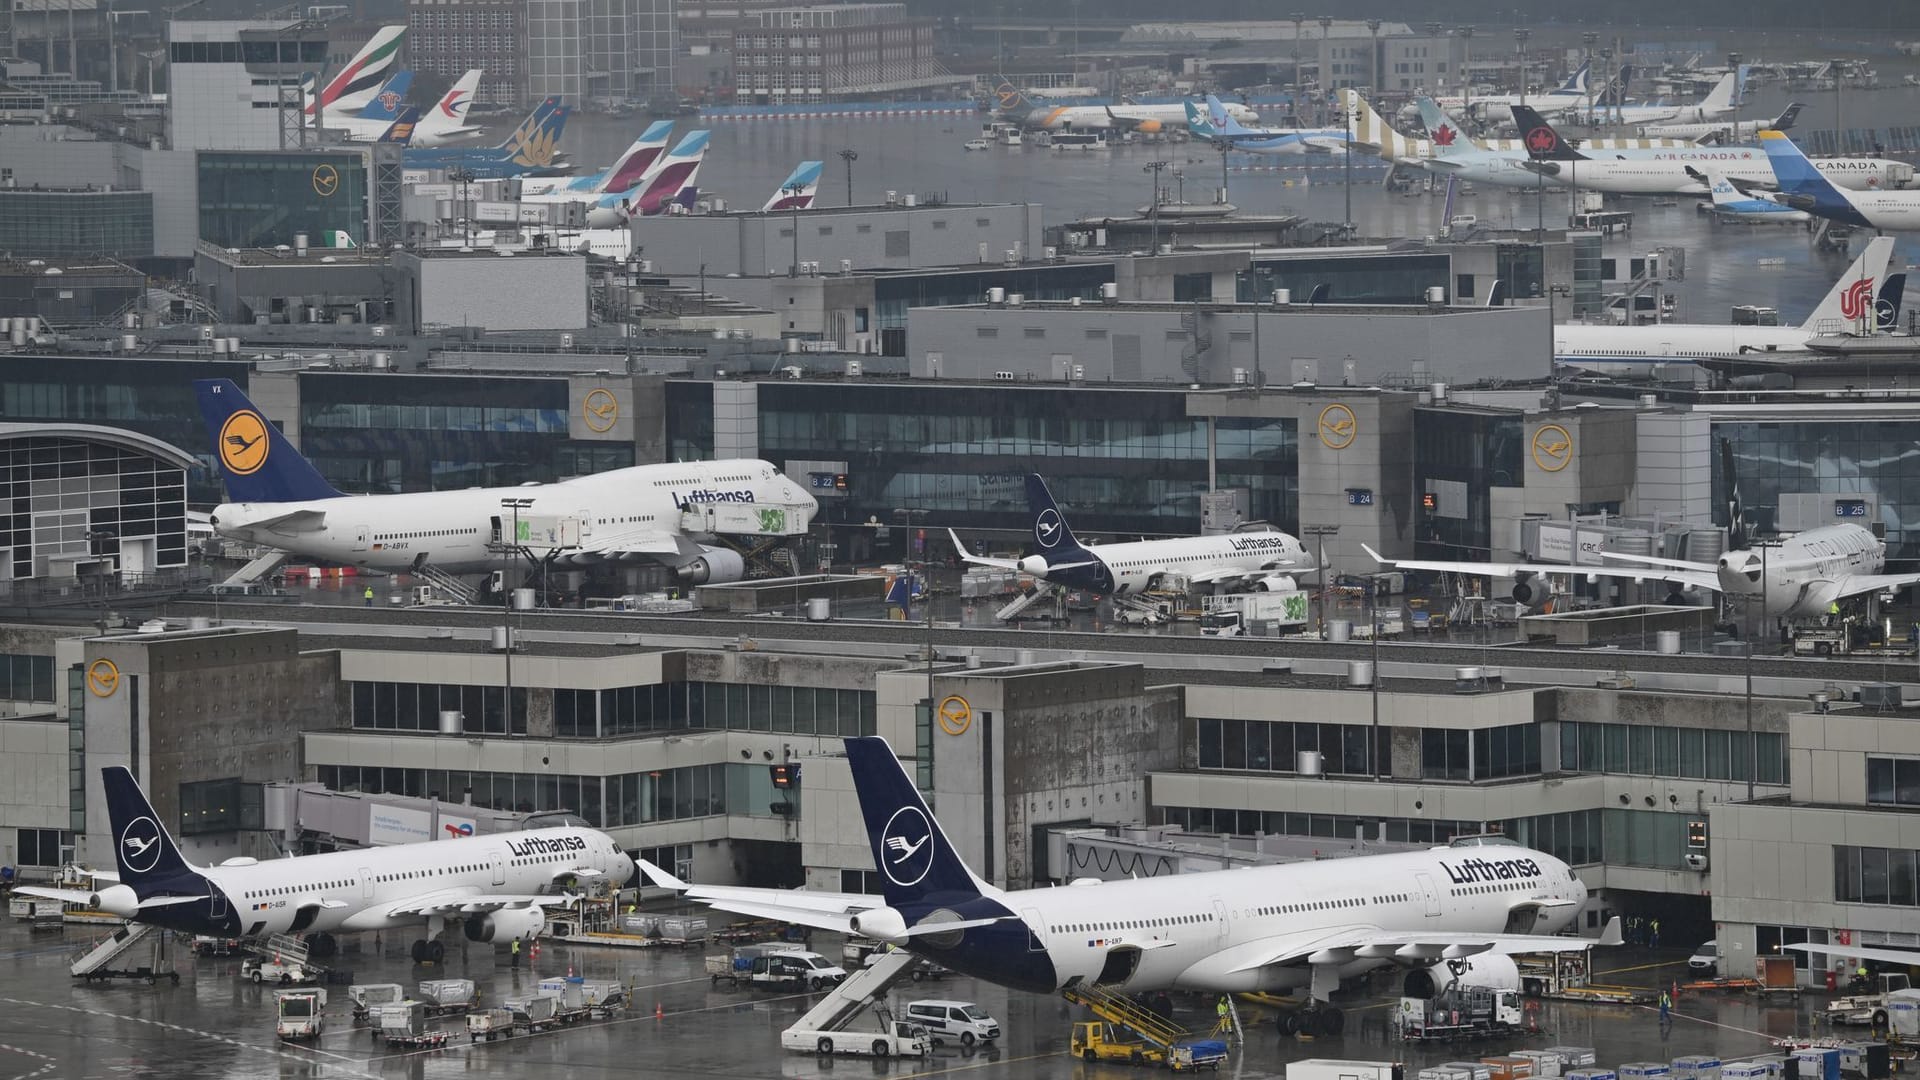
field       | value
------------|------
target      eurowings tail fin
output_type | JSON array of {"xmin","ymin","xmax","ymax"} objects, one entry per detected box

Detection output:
[
  {"xmin": 597, "ymin": 120, "xmax": 676, "ymax": 194},
  {"xmin": 1799, "ymin": 235, "xmax": 1894, "ymax": 332},
  {"xmin": 357, "ymin": 70, "xmax": 413, "ymax": 119},
  {"xmin": 763, "ymin": 160, "xmax": 823, "ymax": 211},
  {"xmin": 845, "ymin": 736, "xmax": 994, "ymax": 907},
  {"xmin": 192, "ymin": 379, "xmax": 345, "ymax": 502},
  {"xmin": 102, "ymin": 766, "xmax": 200, "ymax": 899},
  {"xmin": 625, "ymin": 130, "xmax": 708, "ymax": 217}
]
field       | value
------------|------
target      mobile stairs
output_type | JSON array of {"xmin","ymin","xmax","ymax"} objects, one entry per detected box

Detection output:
[
  {"xmin": 781, "ymin": 948, "xmax": 923, "ymax": 1051},
  {"xmin": 71, "ymin": 923, "xmax": 177, "ymax": 984}
]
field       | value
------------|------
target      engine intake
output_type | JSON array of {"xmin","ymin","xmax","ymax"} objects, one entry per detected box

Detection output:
[
  {"xmin": 1511, "ymin": 575, "xmax": 1561, "ymax": 613},
  {"xmin": 676, "ymin": 547, "xmax": 745, "ymax": 585},
  {"xmin": 464, "ymin": 906, "xmax": 545, "ymax": 943},
  {"xmin": 847, "ymin": 906, "xmax": 909, "ymax": 945}
]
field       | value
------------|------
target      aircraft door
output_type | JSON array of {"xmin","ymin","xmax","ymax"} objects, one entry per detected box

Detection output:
[
  {"xmin": 1212, "ymin": 898, "xmax": 1230, "ymax": 942},
  {"xmin": 491, "ymin": 852, "xmax": 507, "ymax": 886},
  {"xmin": 210, "ymin": 888, "xmax": 226, "ymax": 922},
  {"xmin": 1414, "ymin": 871, "xmax": 1442, "ymax": 917},
  {"xmin": 352, "ymin": 526, "xmax": 369, "ymax": 552},
  {"xmin": 359, "ymin": 867, "xmax": 373, "ymax": 902},
  {"xmin": 1022, "ymin": 908, "xmax": 1046, "ymax": 953}
]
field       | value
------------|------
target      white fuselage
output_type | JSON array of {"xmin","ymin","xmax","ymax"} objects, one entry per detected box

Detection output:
[
  {"xmin": 209, "ymin": 827, "xmax": 629, "ymax": 937},
  {"xmin": 1017, "ymin": 844, "xmax": 1584, "ymax": 993},
  {"xmin": 1029, "ymin": 101, "xmax": 1256, "ymax": 131},
  {"xmin": 1555, "ymin": 323, "xmax": 1822, "ymax": 365},
  {"xmin": 1820, "ymin": 189, "xmax": 1920, "ymax": 231},
  {"xmin": 1642, "ymin": 118, "xmax": 1771, "ymax": 140},
  {"xmin": 1032, "ymin": 530, "xmax": 1308, "ymax": 595},
  {"xmin": 1717, "ymin": 525, "xmax": 1884, "ymax": 617},
  {"xmin": 210, "ymin": 459, "xmax": 813, "ymax": 572}
]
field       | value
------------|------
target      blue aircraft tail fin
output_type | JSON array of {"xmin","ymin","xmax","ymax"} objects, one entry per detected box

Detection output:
[
  {"xmin": 1024, "ymin": 473, "xmax": 1087, "ymax": 556},
  {"xmin": 358, "ymin": 70, "xmax": 413, "ymax": 119},
  {"xmin": 376, "ymin": 105, "xmax": 420, "ymax": 144},
  {"xmin": 1878, "ymin": 273, "xmax": 1906, "ymax": 331},
  {"xmin": 103, "ymin": 766, "xmax": 199, "ymax": 899},
  {"xmin": 192, "ymin": 379, "xmax": 344, "ymax": 503},
  {"xmin": 1508, "ymin": 105, "xmax": 1587, "ymax": 161},
  {"xmin": 844, "ymin": 737, "xmax": 990, "ymax": 907}
]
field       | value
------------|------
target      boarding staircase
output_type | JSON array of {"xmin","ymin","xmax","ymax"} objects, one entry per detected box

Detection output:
[
  {"xmin": 995, "ymin": 585, "xmax": 1058, "ymax": 622},
  {"xmin": 783, "ymin": 948, "xmax": 921, "ymax": 1036},
  {"xmin": 413, "ymin": 564, "xmax": 479, "ymax": 604},
  {"xmin": 222, "ymin": 551, "xmax": 288, "ymax": 586},
  {"xmin": 1062, "ymin": 983, "xmax": 1193, "ymax": 1052},
  {"xmin": 1111, "ymin": 594, "xmax": 1173, "ymax": 625},
  {"xmin": 247, "ymin": 933, "xmax": 314, "ymax": 967},
  {"xmin": 70, "ymin": 922, "xmax": 158, "ymax": 977}
]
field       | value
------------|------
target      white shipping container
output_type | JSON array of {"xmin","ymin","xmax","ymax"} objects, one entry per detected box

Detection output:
[
  {"xmin": 1288, "ymin": 1061, "xmax": 1403, "ymax": 1080},
  {"xmin": 1550, "ymin": 1051, "xmax": 1599, "ymax": 1068}
]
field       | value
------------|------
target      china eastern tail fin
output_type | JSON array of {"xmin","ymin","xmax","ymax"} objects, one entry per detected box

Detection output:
[
  {"xmin": 103, "ymin": 766, "xmax": 200, "ymax": 899},
  {"xmin": 192, "ymin": 379, "xmax": 345, "ymax": 503},
  {"xmin": 845, "ymin": 736, "xmax": 994, "ymax": 907},
  {"xmin": 1799, "ymin": 236, "xmax": 1894, "ymax": 333}
]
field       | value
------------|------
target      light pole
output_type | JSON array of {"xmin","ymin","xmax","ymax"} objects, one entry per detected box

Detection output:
[
  {"xmin": 786, "ymin": 182, "xmax": 803, "ymax": 276},
  {"xmin": 1744, "ymin": 536, "xmax": 1779, "ymax": 802},
  {"xmin": 1546, "ymin": 281, "xmax": 1570, "ymax": 408},
  {"xmin": 894, "ymin": 507, "xmax": 934, "ymax": 707},
  {"xmin": 838, "ymin": 148, "xmax": 857, "ymax": 206},
  {"xmin": 500, "ymin": 496, "xmax": 534, "ymax": 736},
  {"xmin": 1458, "ymin": 25, "xmax": 1474, "ymax": 126},
  {"xmin": 1514, "ymin": 28, "xmax": 1531, "ymax": 107},
  {"xmin": 1304, "ymin": 524, "xmax": 1339, "ymax": 632},
  {"xmin": 1366, "ymin": 18, "xmax": 1382, "ymax": 96},
  {"xmin": 1832, "ymin": 58, "xmax": 1845, "ymax": 148},
  {"xmin": 1291, "ymin": 12, "xmax": 1306, "ymax": 116},
  {"xmin": 1581, "ymin": 32, "xmax": 1598, "ymax": 126},
  {"xmin": 1317, "ymin": 16, "xmax": 1333, "ymax": 124},
  {"xmin": 1143, "ymin": 160, "xmax": 1170, "ymax": 253},
  {"xmin": 1726, "ymin": 52, "xmax": 1743, "ymax": 137},
  {"xmin": 450, "ymin": 167, "xmax": 476, "ymax": 246}
]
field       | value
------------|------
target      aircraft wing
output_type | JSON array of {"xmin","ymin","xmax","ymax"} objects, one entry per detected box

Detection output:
[
  {"xmin": 13, "ymin": 886, "xmax": 101, "ymax": 906},
  {"xmin": 570, "ymin": 528, "xmax": 682, "ymax": 559},
  {"xmin": 1189, "ymin": 563, "xmax": 1308, "ymax": 586},
  {"xmin": 1787, "ymin": 941, "xmax": 1920, "ymax": 967},
  {"xmin": 948, "ymin": 529, "xmax": 1022, "ymax": 571},
  {"xmin": 249, "ymin": 508, "xmax": 328, "ymax": 535},
  {"xmin": 1229, "ymin": 916, "xmax": 1620, "ymax": 975},
  {"xmin": 1834, "ymin": 572, "xmax": 1920, "ymax": 601},
  {"xmin": 379, "ymin": 887, "xmax": 580, "ymax": 919},
  {"xmin": 1362, "ymin": 544, "xmax": 1717, "ymax": 591},
  {"xmin": 635, "ymin": 859, "xmax": 1013, "ymax": 938}
]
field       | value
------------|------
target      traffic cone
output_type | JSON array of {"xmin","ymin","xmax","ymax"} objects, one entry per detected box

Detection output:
[{"xmin": 655, "ymin": 1001, "xmax": 664, "ymax": 1020}]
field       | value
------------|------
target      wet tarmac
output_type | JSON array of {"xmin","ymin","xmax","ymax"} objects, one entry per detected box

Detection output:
[{"xmin": 0, "ymin": 915, "xmax": 1840, "ymax": 1080}]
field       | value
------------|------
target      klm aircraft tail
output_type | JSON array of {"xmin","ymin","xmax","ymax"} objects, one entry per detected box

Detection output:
[
  {"xmin": 1025, "ymin": 473, "xmax": 1088, "ymax": 557},
  {"xmin": 1508, "ymin": 105, "xmax": 1588, "ymax": 161},
  {"xmin": 845, "ymin": 736, "xmax": 993, "ymax": 907},
  {"xmin": 103, "ymin": 766, "xmax": 201, "ymax": 900},
  {"xmin": 192, "ymin": 379, "xmax": 345, "ymax": 503},
  {"xmin": 358, "ymin": 70, "xmax": 413, "ymax": 120}
]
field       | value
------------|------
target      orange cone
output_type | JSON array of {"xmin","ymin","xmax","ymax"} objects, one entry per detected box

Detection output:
[{"xmin": 655, "ymin": 1002, "xmax": 664, "ymax": 1020}]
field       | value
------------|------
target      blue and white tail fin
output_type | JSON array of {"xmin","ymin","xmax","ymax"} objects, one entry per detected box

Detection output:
[
  {"xmin": 1877, "ymin": 273, "xmax": 1906, "ymax": 331},
  {"xmin": 762, "ymin": 160, "xmax": 823, "ymax": 211},
  {"xmin": 1760, "ymin": 129, "xmax": 1867, "ymax": 226},
  {"xmin": 1025, "ymin": 473, "xmax": 1087, "ymax": 556},
  {"xmin": 494, "ymin": 97, "xmax": 558, "ymax": 150},
  {"xmin": 1799, "ymin": 235, "xmax": 1895, "ymax": 331},
  {"xmin": 1772, "ymin": 102, "xmax": 1804, "ymax": 131},
  {"xmin": 507, "ymin": 104, "xmax": 572, "ymax": 169},
  {"xmin": 1416, "ymin": 97, "xmax": 1474, "ymax": 157},
  {"xmin": 1552, "ymin": 60, "xmax": 1591, "ymax": 97},
  {"xmin": 192, "ymin": 379, "xmax": 345, "ymax": 503},
  {"xmin": 1184, "ymin": 99, "xmax": 1217, "ymax": 138},
  {"xmin": 103, "ymin": 766, "xmax": 200, "ymax": 899},
  {"xmin": 1204, "ymin": 94, "xmax": 1246, "ymax": 135},
  {"xmin": 376, "ymin": 105, "xmax": 420, "ymax": 144},
  {"xmin": 844, "ymin": 737, "xmax": 994, "ymax": 907},
  {"xmin": 358, "ymin": 70, "xmax": 412, "ymax": 119}
]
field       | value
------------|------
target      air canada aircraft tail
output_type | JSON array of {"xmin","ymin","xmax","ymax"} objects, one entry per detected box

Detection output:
[{"xmin": 193, "ymin": 379, "xmax": 345, "ymax": 503}]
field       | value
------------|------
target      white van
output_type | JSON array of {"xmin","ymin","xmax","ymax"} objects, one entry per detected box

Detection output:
[
  {"xmin": 1688, "ymin": 939, "xmax": 1718, "ymax": 975},
  {"xmin": 904, "ymin": 999, "xmax": 1001, "ymax": 1048}
]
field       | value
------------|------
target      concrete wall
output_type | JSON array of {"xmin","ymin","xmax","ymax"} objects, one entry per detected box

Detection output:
[
  {"xmin": 166, "ymin": 22, "xmax": 291, "ymax": 151},
  {"xmin": 406, "ymin": 252, "xmax": 590, "ymax": 332},
  {"xmin": 0, "ymin": 716, "xmax": 70, "ymax": 869},
  {"xmin": 1632, "ymin": 408, "xmax": 1713, "ymax": 523},
  {"xmin": 633, "ymin": 203, "xmax": 1044, "ymax": 277}
]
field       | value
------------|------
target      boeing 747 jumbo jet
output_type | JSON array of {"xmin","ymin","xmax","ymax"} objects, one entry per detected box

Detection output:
[
  {"xmin": 193, "ymin": 379, "xmax": 816, "ymax": 583},
  {"xmin": 949, "ymin": 474, "xmax": 1309, "ymax": 595},
  {"xmin": 642, "ymin": 737, "xmax": 1615, "ymax": 1035},
  {"xmin": 16, "ymin": 767, "xmax": 629, "ymax": 964}
]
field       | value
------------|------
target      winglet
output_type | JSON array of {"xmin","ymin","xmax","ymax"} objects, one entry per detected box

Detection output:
[
  {"xmin": 1360, "ymin": 543, "xmax": 1392, "ymax": 566},
  {"xmin": 1596, "ymin": 915, "xmax": 1623, "ymax": 947},
  {"xmin": 636, "ymin": 858, "xmax": 688, "ymax": 891}
]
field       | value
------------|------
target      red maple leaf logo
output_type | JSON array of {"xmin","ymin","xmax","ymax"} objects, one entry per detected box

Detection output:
[
  {"xmin": 1433, "ymin": 123, "xmax": 1457, "ymax": 146},
  {"xmin": 1526, "ymin": 127, "xmax": 1558, "ymax": 154}
]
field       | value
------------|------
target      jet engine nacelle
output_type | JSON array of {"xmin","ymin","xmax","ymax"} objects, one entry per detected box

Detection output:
[
  {"xmin": 463, "ymin": 906, "xmax": 546, "ymax": 943},
  {"xmin": 676, "ymin": 546, "xmax": 745, "ymax": 585},
  {"xmin": 1255, "ymin": 575, "xmax": 1299, "ymax": 592},
  {"xmin": 1511, "ymin": 575, "xmax": 1561, "ymax": 613},
  {"xmin": 1402, "ymin": 953, "xmax": 1521, "ymax": 999},
  {"xmin": 584, "ymin": 206, "xmax": 629, "ymax": 230},
  {"xmin": 1018, "ymin": 554, "xmax": 1051, "ymax": 578},
  {"xmin": 91, "ymin": 884, "xmax": 140, "ymax": 918},
  {"xmin": 847, "ymin": 906, "xmax": 909, "ymax": 945}
]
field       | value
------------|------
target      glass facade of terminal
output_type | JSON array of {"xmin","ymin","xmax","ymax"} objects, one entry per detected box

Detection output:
[
  {"xmin": 1717, "ymin": 420, "xmax": 1920, "ymax": 567},
  {"xmin": 0, "ymin": 191, "xmax": 153, "ymax": 259},
  {"xmin": 1, "ymin": 433, "xmax": 188, "ymax": 581},
  {"xmin": 198, "ymin": 151, "xmax": 368, "ymax": 249},
  {"xmin": 752, "ymin": 382, "xmax": 1299, "ymax": 537},
  {"xmin": 316, "ymin": 761, "xmax": 793, "ymax": 827},
  {"xmin": 1412, "ymin": 406, "xmax": 1523, "ymax": 559},
  {"xmin": 300, "ymin": 373, "xmax": 631, "ymax": 492},
  {"xmin": 1239, "ymin": 253, "xmax": 1448, "ymax": 305}
]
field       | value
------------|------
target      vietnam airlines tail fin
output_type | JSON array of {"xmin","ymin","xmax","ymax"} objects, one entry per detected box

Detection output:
[
  {"xmin": 1799, "ymin": 235, "xmax": 1895, "ymax": 333},
  {"xmin": 192, "ymin": 379, "xmax": 345, "ymax": 503},
  {"xmin": 596, "ymin": 120, "xmax": 676, "ymax": 193},
  {"xmin": 358, "ymin": 70, "xmax": 413, "ymax": 120},
  {"xmin": 494, "ymin": 97, "xmax": 559, "ymax": 151},
  {"xmin": 762, "ymin": 160, "xmax": 823, "ymax": 211},
  {"xmin": 103, "ymin": 766, "xmax": 201, "ymax": 900},
  {"xmin": 845, "ymin": 736, "xmax": 996, "ymax": 908},
  {"xmin": 308, "ymin": 24, "xmax": 407, "ymax": 117},
  {"xmin": 1508, "ymin": 105, "xmax": 1588, "ymax": 161},
  {"xmin": 412, "ymin": 68, "xmax": 483, "ymax": 145},
  {"xmin": 1025, "ymin": 473, "xmax": 1089, "ymax": 558},
  {"xmin": 506, "ymin": 103, "xmax": 572, "ymax": 170}
]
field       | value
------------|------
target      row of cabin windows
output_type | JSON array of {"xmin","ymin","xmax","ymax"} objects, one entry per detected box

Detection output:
[
  {"xmin": 243, "ymin": 861, "xmax": 493, "ymax": 899},
  {"xmin": 1050, "ymin": 912, "xmax": 1216, "ymax": 934},
  {"xmin": 374, "ymin": 528, "xmax": 479, "ymax": 541},
  {"xmin": 1255, "ymin": 893, "xmax": 1410, "ymax": 917}
]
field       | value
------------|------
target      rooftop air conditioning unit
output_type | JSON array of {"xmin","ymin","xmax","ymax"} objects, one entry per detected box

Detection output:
[{"xmin": 994, "ymin": 371, "xmax": 1015, "ymax": 381}]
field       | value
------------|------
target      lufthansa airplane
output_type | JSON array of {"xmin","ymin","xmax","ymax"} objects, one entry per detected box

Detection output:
[
  {"xmin": 949, "ymin": 474, "xmax": 1310, "ymax": 596},
  {"xmin": 18, "ymin": 768, "xmax": 630, "ymax": 963},
  {"xmin": 642, "ymin": 737, "xmax": 1613, "ymax": 1035},
  {"xmin": 194, "ymin": 379, "xmax": 816, "ymax": 583}
]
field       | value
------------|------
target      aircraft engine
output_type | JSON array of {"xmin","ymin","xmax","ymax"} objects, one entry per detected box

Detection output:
[
  {"xmin": 1254, "ymin": 575, "xmax": 1300, "ymax": 592},
  {"xmin": 1402, "ymin": 954, "xmax": 1521, "ymax": 999},
  {"xmin": 1136, "ymin": 119, "xmax": 1163, "ymax": 133},
  {"xmin": 1018, "ymin": 555, "xmax": 1051, "ymax": 578},
  {"xmin": 847, "ymin": 906, "xmax": 909, "ymax": 945},
  {"xmin": 584, "ymin": 205, "xmax": 629, "ymax": 230},
  {"xmin": 91, "ymin": 884, "xmax": 140, "ymax": 918},
  {"xmin": 464, "ymin": 906, "xmax": 545, "ymax": 943},
  {"xmin": 675, "ymin": 546, "xmax": 745, "ymax": 585},
  {"xmin": 1510, "ymin": 575, "xmax": 1561, "ymax": 613}
]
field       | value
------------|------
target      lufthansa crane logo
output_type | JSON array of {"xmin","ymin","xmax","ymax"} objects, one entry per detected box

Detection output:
[
  {"xmin": 312, "ymin": 164, "xmax": 340, "ymax": 198},
  {"xmin": 218, "ymin": 409, "xmax": 271, "ymax": 476},
  {"xmin": 1034, "ymin": 508, "xmax": 1064, "ymax": 549},
  {"xmin": 1318, "ymin": 404, "xmax": 1357, "ymax": 450},
  {"xmin": 937, "ymin": 695, "xmax": 972, "ymax": 736},
  {"xmin": 86, "ymin": 658, "xmax": 121, "ymax": 697},
  {"xmin": 119, "ymin": 815, "xmax": 163, "ymax": 873},
  {"xmin": 1531, "ymin": 425, "xmax": 1573, "ymax": 472},
  {"xmin": 880, "ymin": 806, "xmax": 935, "ymax": 887},
  {"xmin": 582, "ymin": 388, "xmax": 619, "ymax": 432}
]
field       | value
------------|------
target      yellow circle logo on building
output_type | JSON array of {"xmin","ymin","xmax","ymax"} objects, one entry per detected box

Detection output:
[
  {"xmin": 1532, "ymin": 424, "xmax": 1574, "ymax": 472},
  {"xmin": 1317, "ymin": 403, "xmax": 1357, "ymax": 450},
  {"xmin": 218, "ymin": 409, "xmax": 271, "ymax": 476},
  {"xmin": 312, "ymin": 164, "xmax": 340, "ymax": 198},
  {"xmin": 937, "ymin": 695, "xmax": 972, "ymax": 736},
  {"xmin": 582, "ymin": 388, "xmax": 620, "ymax": 433},
  {"xmin": 87, "ymin": 659, "xmax": 120, "ymax": 697}
]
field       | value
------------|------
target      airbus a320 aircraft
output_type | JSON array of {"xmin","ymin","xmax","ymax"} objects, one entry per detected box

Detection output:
[
  {"xmin": 642, "ymin": 737, "xmax": 1616, "ymax": 1036},
  {"xmin": 949, "ymin": 474, "xmax": 1309, "ymax": 596},
  {"xmin": 17, "ymin": 768, "xmax": 630, "ymax": 963}
]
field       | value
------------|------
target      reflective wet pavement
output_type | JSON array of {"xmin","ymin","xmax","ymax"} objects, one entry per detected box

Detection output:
[{"xmin": 0, "ymin": 917, "xmax": 1845, "ymax": 1080}]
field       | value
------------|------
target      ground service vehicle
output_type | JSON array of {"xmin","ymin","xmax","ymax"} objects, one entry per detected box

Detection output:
[
  {"xmin": 1688, "ymin": 941, "xmax": 1718, "ymax": 975},
  {"xmin": 274, "ymin": 988, "xmax": 326, "ymax": 1041},
  {"xmin": 905, "ymin": 999, "xmax": 1001, "ymax": 1048},
  {"xmin": 1397, "ymin": 987, "xmax": 1523, "ymax": 1041},
  {"xmin": 782, "ymin": 1010, "xmax": 931, "ymax": 1058},
  {"xmin": 467, "ymin": 1008, "xmax": 514, "ymax": 1042},
  {"xmin": 349, "ymin": 983, "xmax": 406, "ymax": 1023},
  {"xmin": 1828, "ymin": 974, "xmax": 1912, "ymax": 1026},
  {"xmin": 243, "ymin": 957, "xmax": 315, "ymax": 985},
  {"xmin": 750, "ymin": 950, "xmax": 847, "ymax": 990},
  {"xmin": 1071, "ymin": 1022, "xmax": 1227, "ymax": 1071},
  {"xmin": 1288, "ymin": 1061, "xmax": 1405, "ymax": 1080},
  {"xmin": 373, "ymin": 1001, "xmax": 452, "ymax": 1048}
]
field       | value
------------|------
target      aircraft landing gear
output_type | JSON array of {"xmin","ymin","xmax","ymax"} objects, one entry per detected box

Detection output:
[
  {"xmin": 307, "ymin": 933, "xmax": 336, "ymax": 959},
  {"xmin": 1284, "ymin": 1007, "xmax": 1344, "ymax": 1038},
  {"xmin": 410, "ymin": 939, "xmax": 445, "ymax": 964}
]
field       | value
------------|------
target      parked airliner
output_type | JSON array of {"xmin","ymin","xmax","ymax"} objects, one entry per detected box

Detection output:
[
  {"xmin": 193, "ymin": 379, "xmax": 815, "ymax": 583},
  {"xmin": 1760, "ymin": 128, "xmax": 1920, "ymax": 231},
  {"xmin": 520, "ymin": 120, "xmax": 675, "ymax": 202},
  {"xmin": 996, "ymin": 81, "xmax": 1255, "ymax": 133},
  {"xmin": 643, "ymin": 737, "xmax": 1613, "ymax": 1034},
  {"xmin": 304, "ymin": 25, "xmax": 406, "ymax": 125},
  {"xmin": 1643, "ymin": 102, "xmax": 1802, "ymax": 142},
  {"xmin": 1702, "ymin": 169, "xmax": 1812, "ymax": 224},
  {"xmin": 1184, "ymin": 96, "xmax": 1349, "ymax": 155},
  {"xmin": 949, "ymin": 474, "xmax": 1309, "ymax": 595},
  {"xmin": 17, "ymin": 767, "xmax": 628, "ymax": 963}
]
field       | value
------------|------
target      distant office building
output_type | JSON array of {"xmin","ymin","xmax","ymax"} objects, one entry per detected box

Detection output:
[
  {"xmin": 732, "ymin": 3, "xmax": 961, "ymax": 103},
  {"xmin": 678, "ymin": 0, "xmax": 781, "ymax": 53},
  {"xmin": 165, "ymin": 20, "xmax": 331, "ymax": 151},
  {"xmin": 197, "ymin": 151, "xmax": 368, "ymax": 248},
  {"xmin": 0, "ymin": 190, "xmax": 153, "ymax": 259},
  {"xmin": 0, "ymin": 422, "xmax": 193, "ymax": 588},
  {"xmin": 527, "ymin": 0, "xmax": 676, "ymax": 107},
  {"xmin": 406, "ymin": 0, "xmax": 526, "ymax": 106},
  {"xmin": 0, "ymin": 257, "xmax": 146, "ymax": 324}
]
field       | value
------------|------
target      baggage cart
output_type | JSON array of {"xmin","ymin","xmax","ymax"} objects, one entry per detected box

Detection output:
[
  {"xmin": 417, "ymin": 978, "xmax": 476, "ymax": 1018},
  {"xmin": 467, "ymin": 1008, "xmax": 514, "ymax": 1042},
  {"xmin": 348, "ymin": 983, "xmax": 405, "ymax": 1023}
]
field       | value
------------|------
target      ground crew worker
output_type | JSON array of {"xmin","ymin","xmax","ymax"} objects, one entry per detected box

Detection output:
[
  {"xmin": 1658, "ymin": 989, "xmax": 1672, "ymax": 1023},
  {"xmin": 363, "ymin": 585, "xmax": 375, "ymax": 607},
  {"xmin": 1829, "ymin": 600, "xmax": 1842, "ymax": 626},
  {"xmin": 511, "ymin": 937, "xmax": 521, "ymax": 969},
  {"xmin": 1649, "ymin": 919, "xmax": 1660, "ymax": 948},
  {"xmin": 1216, "ymin": 996, "xmax": 1231, "ymax": 1032}
]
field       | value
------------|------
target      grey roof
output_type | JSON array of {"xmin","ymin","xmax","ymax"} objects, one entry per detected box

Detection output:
[{"xmin": 0, "ymin": 422, "xmax": 198, "ymax": 471}]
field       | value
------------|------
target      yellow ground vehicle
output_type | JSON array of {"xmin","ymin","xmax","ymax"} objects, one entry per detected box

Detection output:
[{"xmin": 1073, "ymin": 1021, "xmax": 1164, "ymax": 1066}]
